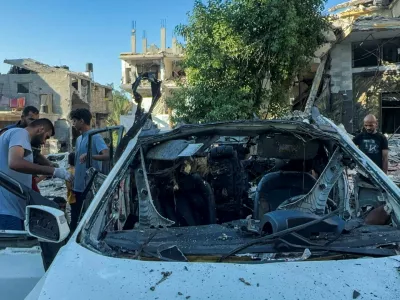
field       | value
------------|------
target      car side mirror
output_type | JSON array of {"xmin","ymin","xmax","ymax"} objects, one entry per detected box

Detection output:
[{"xmin": 25, "ymin": 205, "xmax": 70, "ymax": 243}]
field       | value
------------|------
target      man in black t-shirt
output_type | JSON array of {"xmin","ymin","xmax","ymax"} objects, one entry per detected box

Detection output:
[{"xmin": 353, "ymin": 114, "xmax": 389, "ymax": 174}]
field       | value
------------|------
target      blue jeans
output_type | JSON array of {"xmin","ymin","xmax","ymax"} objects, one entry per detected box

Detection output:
[{"xmin": 0, "ymin": 214, "xmax": 24, "ymax": 230}]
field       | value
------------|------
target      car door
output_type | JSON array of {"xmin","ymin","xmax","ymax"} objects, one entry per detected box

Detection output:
[
  {"xmin": 78, "ymin": 126, "xmax": 124, "ymax": 220},
  {"xmin": 86, "ymin": 126, "xmax": 124, "ymax": 175},
  {"xmin": 0, "ymin": 172, "xmax": 62, "ymax": 299},
  {"xmin": 0, "ymin": 232, "xmax": 44, "ymax": 300}
]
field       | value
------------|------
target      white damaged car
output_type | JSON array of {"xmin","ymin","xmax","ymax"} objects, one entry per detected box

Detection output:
[
  {"xmin": 19, "ymin": 108, "xmax": 400, "ymax": 299},
  {"xmin": 2, "ymin": 75, "xmax": 399, "ymax": 299}
]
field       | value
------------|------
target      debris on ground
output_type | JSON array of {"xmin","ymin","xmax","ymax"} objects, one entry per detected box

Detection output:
[
  {"xmin": 150, "ymin": 271, "xmax": 172, "ymax": 291},
  {"xmin": 38, "ymin": 152, "xmax": 69, "ymax": 199},
  {"xmin": 353, "ymin": 290, "xmax": 361, "ymax": 299},
  {"xmin": 38, "ymin": 152, "xmax": 70, "ymax": 221},
  {"xmin": 217, "ymin": 233, "xmax": 230, "ymax": 241},
  {"xmin": 239, "ymin": 278, "xmax": 251, "ymax": 286},
  {"xmin": 388, "ymin": 135, "xmax": 400, "ymax": 185}
]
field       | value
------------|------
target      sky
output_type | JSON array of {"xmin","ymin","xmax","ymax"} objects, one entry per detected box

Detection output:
[{"xmin": 0, "ymin": 0, "xmax": 343, "ymax": 88}]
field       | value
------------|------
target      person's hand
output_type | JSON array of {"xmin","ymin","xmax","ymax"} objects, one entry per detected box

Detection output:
[
  {"xmin": 53, "ymin": 168, "xmax": 74, "ymax": 182},
  {"xmin": 80, "ymin": 153, "xmax": 87, "ymax": 164}
]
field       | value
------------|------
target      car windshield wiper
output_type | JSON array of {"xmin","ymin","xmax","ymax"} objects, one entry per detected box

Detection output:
[
  {"xmin": 115, "ymin": 230, "xmax": 187, "ymax": 262},
  {"xmin": 277, "ymin": 239, "xmax": 396, "ymax": 258},
  {"xmin": 131, "ymin": 231, "xmax": 158, "ymax": 259},
  {"xmin": 219, "ymin": 209, "xmax": 341, "ymax": 262}
]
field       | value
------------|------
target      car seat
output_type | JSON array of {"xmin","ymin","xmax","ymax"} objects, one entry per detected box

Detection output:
[{"xmin": 254, "ymin": 171, "xmax": 316, "ymax": 220}]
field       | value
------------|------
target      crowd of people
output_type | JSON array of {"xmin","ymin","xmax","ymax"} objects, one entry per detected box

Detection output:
[{"xmin": 0, "ymin": 106, "xmax": 109, "ymax": 232}]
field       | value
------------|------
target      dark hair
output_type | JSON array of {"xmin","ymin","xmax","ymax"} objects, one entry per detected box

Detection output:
[
  {"xmin": 70, "ymin": 108, "xmax": 92, "ymax": 125},
  {"xmin": 28, "ymin": 118, "xmax": 55, "ymax": 136},
  {"xmin": 22, "ymin": 106, "xmax": 39, "ymax": 117},
  {"xmin": 68, "ymin": 152, "xmax": 75, "ymax": 166}
]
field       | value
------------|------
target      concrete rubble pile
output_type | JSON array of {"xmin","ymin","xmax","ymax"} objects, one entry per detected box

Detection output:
[
  {"xmin": 388, "ymin": 135, "xmax": 400, "ymax": 184},
  {"xmin": 329, "ymin": 0, "xmax": 392, "ymax": 14},
  {"xmin": 37, "ymin": 153, "xmax": 69, "ymax": 199}
]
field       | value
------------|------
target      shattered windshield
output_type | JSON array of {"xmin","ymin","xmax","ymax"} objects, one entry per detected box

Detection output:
[{"xmin": 84, "ymin": 121, "xmax": 400, "ymax": 263}]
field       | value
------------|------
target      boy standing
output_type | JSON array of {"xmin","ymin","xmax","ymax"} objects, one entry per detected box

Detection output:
[{"xmin": 69, "ymin": 109, "xmax": 109, "ymax": 231}]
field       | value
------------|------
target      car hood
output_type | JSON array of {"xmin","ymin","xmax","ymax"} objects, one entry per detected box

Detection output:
[{"xmin": 26, "ymin": 241, "xmax": 400, "ymax": 300}]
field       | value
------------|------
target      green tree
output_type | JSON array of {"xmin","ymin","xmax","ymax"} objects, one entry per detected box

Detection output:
[
  {"xmin": 107, "ymin": 89, "xmax": 133, "ymax": 126},
  {"xmin": 167, "ymin": 0, "xmax": 328, "ymax": 124}
]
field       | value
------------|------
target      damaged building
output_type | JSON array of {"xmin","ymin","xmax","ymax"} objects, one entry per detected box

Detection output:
[
  {"xmin": 119, "ymin": 21, "xmax": 185, "ymax": 130},
  {"xmin": 0, "ymin": 59, "xmax": 113, "ymax": 151},
  {"xmin": 294, "ymin": 0, "xmax": 400, "ymax": 135},
  {"xmin": 291, "ymin": 0, "xmax": 400, "ymax": 184}
]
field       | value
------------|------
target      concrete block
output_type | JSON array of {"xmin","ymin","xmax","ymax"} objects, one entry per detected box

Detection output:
[
  {"xmin": 314, "ymin": 43, "xmax": 332, "ymax": 58},
  {"xmin": 330, "ymin": 71, "xmax": 343, "ymax": 78},
  {"xmin": 340, "ymin": 62, "xmax": 352, "ymax": 69},
  {"xmin": 323, "ymin": 30, "xmax": 336, "ymax": 43},
  {"xmin": 342, "ymin": 81, "xmax": 353, "ymax": 90},
  {"xmin": 342, "ymin": 71, "xmax": 352, "ymax": 78},
  {"xmin": 331, "ymin": 86, "xmax": 340, "ymax": 93}
]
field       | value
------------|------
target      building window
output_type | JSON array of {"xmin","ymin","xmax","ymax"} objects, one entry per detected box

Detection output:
[
  {"xmin": 137, "ymin": 63, "xmax": 159, "ymax": 79},
  {"xmin": 381, "ymin": 92, "xmax": 400, "ymax": 134},
  {"xmin": 17, "ymin": 83, "xmax": 30, "ymax": 93},
  {"xmin": 40, "ymin": 94, "xmax": 53, "ymax": 114},
  {"xmin": 382, "ymin": 39, "xmax": 400, "ymax": 64},
  {"xmin": 125, "ymin": 68, "xmax": 131, "ymax": 84},
  {"xmin": 72, "ymin": 80, "xmax": 79, "ymax": 91},
  {"xmin": 352, "ymin": 40, "xmax": 380, "ymax": 68},
  {"xmin": 353, "ymin": 38, "xmax": 400, "ymax": 68}
]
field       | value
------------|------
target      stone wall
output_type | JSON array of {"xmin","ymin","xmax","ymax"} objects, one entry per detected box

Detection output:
[
  {"xmin": 90, "ymin": 84, "xmax": 112, "ymax": 114},
  {"xmin": 40, "ymin": 73, "xmax": 71, "ymax": 117}
]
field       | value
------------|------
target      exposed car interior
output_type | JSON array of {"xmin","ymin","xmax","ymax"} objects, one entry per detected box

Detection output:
[
  {"xmin": 80, "ymin": 74, "xmax": 400, "ymax": 262},
  {"xmin": 129, "ymin": 133, "xmax": 330, "ymax": 227},
  {"xmin": 81, "ymin": 122, "xmax": 400, "ymax": 263}
]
